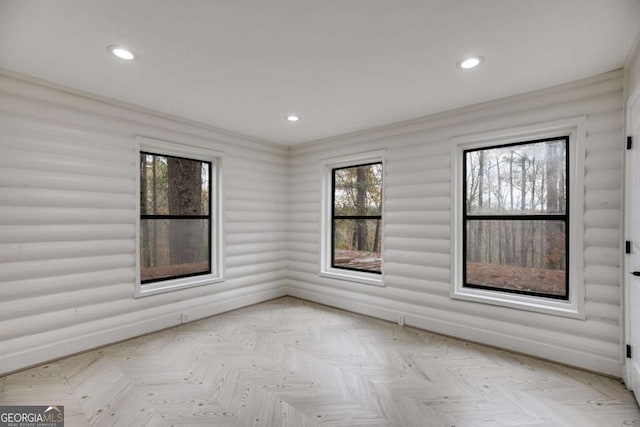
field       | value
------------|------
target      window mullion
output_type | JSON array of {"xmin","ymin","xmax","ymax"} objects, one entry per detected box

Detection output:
[
  {"xmin": 141, "ymin": 215, "xmax": 210, "ymax": 220},
  {"xmin": 465, "ymin": 214, "xmax": 567, "ymax": 221}
]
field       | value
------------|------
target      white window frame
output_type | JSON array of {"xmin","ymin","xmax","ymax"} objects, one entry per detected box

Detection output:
[
  {"xmin": 135, "ymin": 136, "xmax": 224, "ymax": 297},
  {"xmin": 450, "ymin": 118, "xmax": 586, "ymax": 319},
  {"xmin": 320, "ymin": 150, "xmax": 386, "ymax": 286}
]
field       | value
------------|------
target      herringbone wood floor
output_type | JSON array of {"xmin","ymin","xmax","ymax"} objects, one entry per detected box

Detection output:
[{"xmin": 1, "ymin": 296, "xmax": 639, "ymax": 426}]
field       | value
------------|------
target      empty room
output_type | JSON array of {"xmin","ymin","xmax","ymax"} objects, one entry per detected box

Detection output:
[{"xmin": 2, "ymin": 1, "xmax": 640, "ymax": 426}]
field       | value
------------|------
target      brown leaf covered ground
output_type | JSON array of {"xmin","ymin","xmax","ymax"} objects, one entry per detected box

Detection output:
[
  {"xmin": 142, "ymin": 261, "xmax": 209, "ymax": 281},
  {"xmin": 334, "ymin": 249, "xmax": 381, "ymax": 272},
  {"xmin": 466, "ymin": 262, "xmax": 566, "ymax": 296}
]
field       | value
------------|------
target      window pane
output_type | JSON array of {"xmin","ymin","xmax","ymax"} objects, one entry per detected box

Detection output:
[
  {"xmin": 140, "ymin": 153, "xmax": 210, "ymax": 216},
  {"xmin": 334, "ymin": 163, "xmax": 382, "ymax": 216},
  {"xmin": 465, "ymin": 219, "xmax": 566, "ymax": 297},
  {"xmin": 465, "ymin": 139, "xmax": 566, "ymax": 215},
  {"xmin": 141, "ymin": 219, "xmax": 210, "ymax": 282},
  {"xmin": 333, "ymin": 219, "xmax": 382, "ymax": 273}
]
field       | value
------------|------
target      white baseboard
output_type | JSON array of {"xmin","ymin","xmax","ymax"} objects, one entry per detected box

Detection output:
[
  {"xmin": 0, "ymin": 286, "xmax": 288, "ymax": 376},
  {"xmin": 286, "ymin": 285, "xmax": 623, "ymax": 378}
]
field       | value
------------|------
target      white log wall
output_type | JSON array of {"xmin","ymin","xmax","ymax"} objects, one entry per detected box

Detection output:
[
  {"xmin": 288, "ymin": 70, "xmax": 626, "ymax": 377},
  {"xmin": 0, "ymin": 72, "xmax": 289, "ymax": 375},
  {"xmin": 0, "ymin": 68, "xmax": 629, "ymax": 377}
]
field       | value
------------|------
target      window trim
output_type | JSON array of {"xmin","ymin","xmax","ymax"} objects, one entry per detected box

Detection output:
[
  {"xmin": 135, "ymin": 136, "xmax": 224, "ymax": 298},
  {"xmin": 450, "ymin": 118, "xmax": 586, "ymax": 319},
  {"xmin": 320, "ymin": 150, "xmax": 386, "ymax": 286}
]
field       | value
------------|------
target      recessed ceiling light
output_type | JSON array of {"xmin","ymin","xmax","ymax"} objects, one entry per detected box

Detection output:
[
  {"xmin": 108, "ymin": 45, "xmax": 135, "ymax": 61},
  {"xmin": 457, "ymin": 56, "xmax": 484, "ymax": 69},
  {"xmin": 286, "ymin": 115, "xmax": 300, "ymax": 122}
]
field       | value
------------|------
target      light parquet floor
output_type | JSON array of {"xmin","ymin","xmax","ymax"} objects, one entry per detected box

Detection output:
[{"xmin": 1, "ymin": 296, "xmax": 639, "ymax": 426}]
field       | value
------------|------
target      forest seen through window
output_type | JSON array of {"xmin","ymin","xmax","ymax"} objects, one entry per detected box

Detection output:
[
  {"xmin": 464, "ymin": 138, "xmax": 569, "ymax": 299},
  {"xmin": 332, "ymin": 162, "xmax": 383, "ymax": 274},
  {"xmin": 140, "ymin": 153, "xmax": 211, "ymax": 283}
]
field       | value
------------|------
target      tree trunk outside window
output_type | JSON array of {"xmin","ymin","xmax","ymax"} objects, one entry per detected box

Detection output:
[
  {"xmin": 167, "ymin": 158, "xmax": 202, "ymax": 265},
  {"xmin": 355, "ymin": 166, "xmax": 368, "ymax": 251}
]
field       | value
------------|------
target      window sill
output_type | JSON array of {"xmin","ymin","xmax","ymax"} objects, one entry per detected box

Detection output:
[
  {"xmin": 320, "ymin": 269, "xmax": 384, "ymax": 287},
  {"xmin": 451, "ymin": 285, "xmax": 585, "ymax": 320},
  {"xmin": 135, "ymin": 274, "xmax": 224, "ymax": 298}
]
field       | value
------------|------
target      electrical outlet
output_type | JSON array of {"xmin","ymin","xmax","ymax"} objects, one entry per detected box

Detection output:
[
  {"xmin": 397, "ymin": 314, "xmax": 405, "ymax": 326},
  {"xmin": 182, "ymin": 313, "xmax": 189, "ymax": 323}
]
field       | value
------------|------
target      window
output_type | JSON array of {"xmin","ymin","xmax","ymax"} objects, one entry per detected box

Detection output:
[
  {"xmin": 321, "ymin": 151, "xmax": 385, "ymax": 286},
  {"xmin": 136, "ymin": 137, "xmax": 223, "ymax": 297},
  {"xmin": 463, "ymin": 137, "xmax": 569, "ymax": 299},
  {"xmin": 140, "ymin": 152, "xmax": 211, "ymax": 283},
  {"xmin": 451, "ymin": 118, "xmax": 586, "ymax": 318},
  {"xmin": 332, "ymin": 162, "xmax": 383, "ymax": 274}
]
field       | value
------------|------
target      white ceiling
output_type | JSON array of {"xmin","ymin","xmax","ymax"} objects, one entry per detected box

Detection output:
[{"xmin": 1, "ymin": 1, "xmax": 639, "ymax": 145}]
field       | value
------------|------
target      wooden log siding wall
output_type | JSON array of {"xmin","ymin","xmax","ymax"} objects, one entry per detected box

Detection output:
[
  {"xmin": 0, "ymin": 72, "xmax": 289, "ymax": 375},
  {"xmin": 0, "ymin": 69, "xmax": 627, "ymax": 377},
  {"xmin": 288, "ymin": 70, "xmax": 626, "ymax": 377}
]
